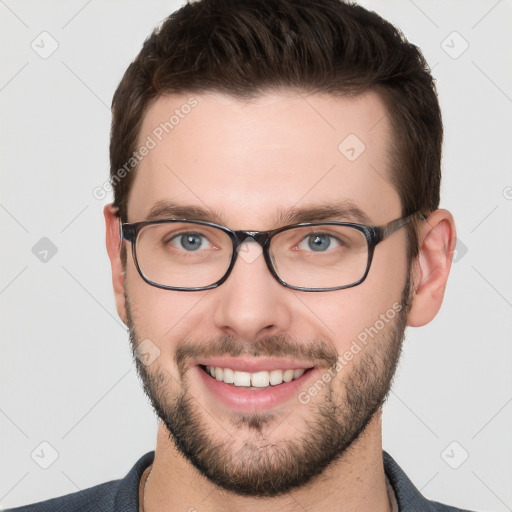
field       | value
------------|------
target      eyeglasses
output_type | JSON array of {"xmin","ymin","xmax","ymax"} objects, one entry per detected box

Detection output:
[{"xmin": 120, "ymin": 211, "xmax": 425, "ymax": 292}]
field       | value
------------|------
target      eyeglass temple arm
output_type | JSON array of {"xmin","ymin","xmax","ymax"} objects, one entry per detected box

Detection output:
[
  {"xmin": 119, "ymin": 220, "xmax": 135, "ymax": 245},
  {"xmin": 374, "ymin": 211, "xmax": 428, "ymax": 242}
]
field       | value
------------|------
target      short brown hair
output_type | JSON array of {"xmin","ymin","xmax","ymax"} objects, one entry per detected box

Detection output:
[{"xmin": 110, "ymin": 0, "xmax": 442, "ymax": 262}]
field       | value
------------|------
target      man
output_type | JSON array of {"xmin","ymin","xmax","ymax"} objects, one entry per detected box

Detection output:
[{"xmin": 7, "ymin": 0, "xmax": 473, "ymax": 511}]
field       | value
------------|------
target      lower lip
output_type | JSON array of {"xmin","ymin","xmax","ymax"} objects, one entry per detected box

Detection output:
[{"xmin": 195, "ymin": 365, "xmax": 318, "ymax": 413}]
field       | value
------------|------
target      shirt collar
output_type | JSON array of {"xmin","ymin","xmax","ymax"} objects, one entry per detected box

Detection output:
[{"xmin": 118, "ymin": 450, "xmax": 437, "ymax": 512}]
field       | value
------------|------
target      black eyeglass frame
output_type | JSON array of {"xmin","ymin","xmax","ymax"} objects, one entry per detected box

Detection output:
[{"xmin": 120, "ymin": 211, "xmax": 427, "ymax": 292}]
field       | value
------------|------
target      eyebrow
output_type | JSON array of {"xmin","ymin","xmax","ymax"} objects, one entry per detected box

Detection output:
[
  {"xmin": 145, "ymin": 200, "xmax": 373, "ymax": 226},
  {"xmin": 146, "ymin": 201, "xmax": 223, "ymax": 223},
  {"xmin": 277, "ymin": 202, "xmax": 373, "ymax": 225}
]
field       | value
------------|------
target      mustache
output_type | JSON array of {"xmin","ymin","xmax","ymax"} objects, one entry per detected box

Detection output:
[{"xmin": 174, "ymin": 333, "xmax": 339, "ymax": 375}]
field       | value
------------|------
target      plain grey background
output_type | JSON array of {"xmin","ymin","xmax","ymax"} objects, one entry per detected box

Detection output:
[{"xmin": 1, "ymin": 0, "xmax": 511, "ymax": 510}]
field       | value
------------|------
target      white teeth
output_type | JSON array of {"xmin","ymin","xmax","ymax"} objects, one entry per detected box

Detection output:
[
  {"xmin": 293, "ymin": 369, "xmax": 305, "ymax": 379},
  {"xmin": 283, "ymin": 369, "xmax": 294, "ymax": 382},
  {"xmin": 222, "ymin": 367, "xmax": 235, "ymax": 384},
  {"xmin": 251, "ymin": 371, "xmax": 270, "ymax": 388},
  {"xmin": 233, "ymin": 370, "xmax": 251, "ymax": 387},
  {"xmin": 204, "ymin": 366, "xmax": 309, "ymax": 388},
  {"xmin": 269, "ymin": 369, "xmax": 283, "ymax": 385}
]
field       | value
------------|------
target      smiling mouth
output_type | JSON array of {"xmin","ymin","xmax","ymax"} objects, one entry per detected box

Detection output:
[{"xmin": 199, "ymin": 364, "xmax": 314, "ymax": 389}]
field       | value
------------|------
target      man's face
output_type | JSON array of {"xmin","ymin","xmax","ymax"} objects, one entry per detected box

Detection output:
[{"xmin": 123, "ymin": 91, "xmax": 412, "ymax": 496}]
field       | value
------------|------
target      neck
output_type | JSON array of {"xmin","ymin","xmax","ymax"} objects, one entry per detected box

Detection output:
[{"xmin": 144, "ymin": 411, "xmax": 391, "ymax": 512}]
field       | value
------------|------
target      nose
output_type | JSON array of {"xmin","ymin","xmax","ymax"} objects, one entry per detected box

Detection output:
[{"xmin": 212, "ymin": 239, "xmax": 293, "ymax": 341}]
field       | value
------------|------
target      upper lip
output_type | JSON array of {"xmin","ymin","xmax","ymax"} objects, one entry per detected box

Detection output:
[{"xmin": 195, "ymin": 357, "xmax": 316, "ymax": 373}]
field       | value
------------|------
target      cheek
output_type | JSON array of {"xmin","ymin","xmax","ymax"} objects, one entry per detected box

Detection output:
[
  {"xmin": 124, "ymin": 264, "xmax": 205, "ymax": 344},
  {"xmin": 297, "ymin": 244, "xmax": 408, "ymax": 347},
  {"xmin": 355, "ymin": 242, "xmax": 409, "ymax": 328}
]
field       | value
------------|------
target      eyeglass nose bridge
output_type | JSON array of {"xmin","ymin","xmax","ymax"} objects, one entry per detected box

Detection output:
[
  {"xmin": 228, "ymin": 230, "xmax": 279, "ymax": 278},
  {"xmin": 233, "ymin": 230, "xmax": 271, "ymax": 248},
  {"xmin": 232, "ymin": 230, "xmax": 271, "ymax": 256}
]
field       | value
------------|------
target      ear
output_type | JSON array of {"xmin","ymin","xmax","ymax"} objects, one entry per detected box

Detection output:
[
  {"xmin": 104, "ymin": 204, "xmax": 128, "ymax": 325},
  {"xmin": 407, "ymin": 209, "xmax": 457, "ymax": 327}
]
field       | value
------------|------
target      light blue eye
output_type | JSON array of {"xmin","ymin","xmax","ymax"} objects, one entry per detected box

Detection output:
[
  {"xmin": 308, "ymin": 234, "xmax": 330, "ymax": 251},
  {"xmin": 299, "ymin": 234, "xmax": 341, "ymax": 252},
  {"xmin": 171, "ymin": 233, "xmax": 207, "ymax": 251}
]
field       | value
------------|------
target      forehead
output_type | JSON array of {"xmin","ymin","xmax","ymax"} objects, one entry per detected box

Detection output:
[{"xmin": 128, "ymin": 90, "xmax": 400, "ymax": 227}]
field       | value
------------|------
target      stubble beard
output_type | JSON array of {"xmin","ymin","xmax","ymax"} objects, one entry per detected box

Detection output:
[{"xmin": 126, "ymin": 272, "xmax": 412, "ymax": 497}]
